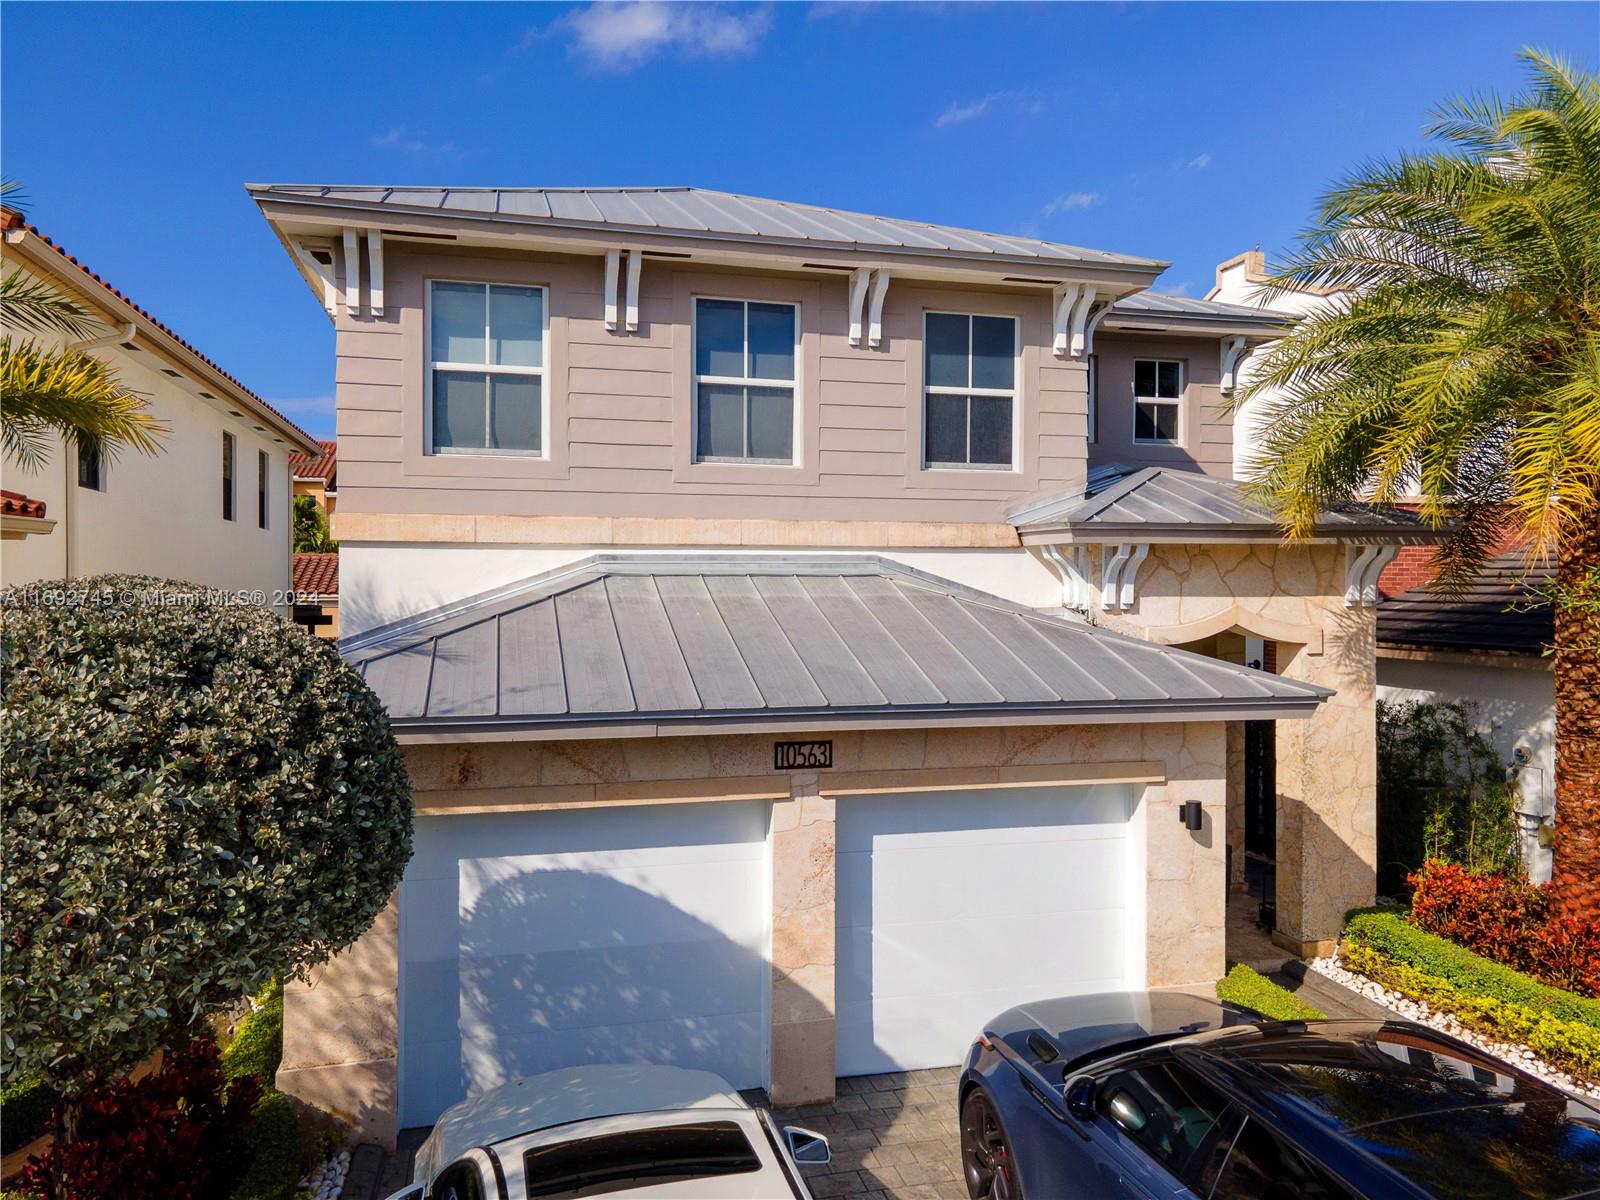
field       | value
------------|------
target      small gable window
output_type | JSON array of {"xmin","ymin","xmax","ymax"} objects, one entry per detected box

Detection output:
[
  {"xmin": 428, "ymin": 281, "xmax": 546, "ymax": 456},
  {"xmin": 1134, "ymin": 359, "xmax": 1182, "ymax": 444}
]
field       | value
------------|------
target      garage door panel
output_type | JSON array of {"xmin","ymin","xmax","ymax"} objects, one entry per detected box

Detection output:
[
  {"xmin": 836, "ymin": 784, "xmax": 1136, "ymax": 1077},
  {"xmin": 400, "ymin": 802, "xmax": 770, "ymax": 1128}
]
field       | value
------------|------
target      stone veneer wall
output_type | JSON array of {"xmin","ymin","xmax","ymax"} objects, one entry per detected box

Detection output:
[
  {"xmin": 276, "ymin": 720, "xmax": 1227, "ymax": 1144},
  {"xmin": 1097, "ymin": 541, "xmax": 1378, "ymax": 954}
]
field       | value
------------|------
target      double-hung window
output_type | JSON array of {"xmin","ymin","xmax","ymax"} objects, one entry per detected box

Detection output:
[
  {"xmin": 693, "ymin": 298, "xmax": 796, "ymax": 463},
  {"xmin": 429, "ymin": 280, "xmax": 546, "ymax": 455},
  {"xmin": 923, "ymin": 312, "xmax": 1017, "ymax": 468},
  {"xmin": 1134, "ymin": 359, "xmax": 1182, "ymax": 444}
]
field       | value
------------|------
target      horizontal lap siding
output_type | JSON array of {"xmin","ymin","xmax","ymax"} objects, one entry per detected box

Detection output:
[{"xmin": 332, "ymin": 245, "xmax": 1111, "ymax": 521}]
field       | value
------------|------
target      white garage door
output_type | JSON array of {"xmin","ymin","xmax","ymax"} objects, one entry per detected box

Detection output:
[
  {"xmin": 399, "ymin": 801, "xmax": 770, "ymax": 1128},
  {"xmin": 836, "ymin": 783, "xmax": 1137, "ymax": 1077}
]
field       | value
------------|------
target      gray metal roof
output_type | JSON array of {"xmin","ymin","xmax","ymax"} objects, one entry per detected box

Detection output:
[
  {"xmin": 247, "ymin": 184, "xmax": 1167, "ymax": 272},
  {"xmin": 1011, "ymin": 467, "xmax": 1444, "ymax": 543},
  {"xmin": 1108, "ymin": 290, "xmax": 1298, "ymax": 328},
  {"xmin": 1378, "ymin": 550, "xmax": 1552, "ymax": 656},
  {"xmin": 342, "ymin": 555, "xmax": 1329, "ymax": 739}
]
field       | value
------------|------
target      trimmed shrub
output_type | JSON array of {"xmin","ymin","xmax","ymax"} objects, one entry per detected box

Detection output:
[
  {"xmin": 0, "ymin": 1076, "xmax": 56, "ymax": 1156},
  {"xmin": 223, "ymin": 981, "xmax": 284, "ymax": 1086},
  {"xmin": 11, "ymin": 1040, "xmax": 258, "ymax": 1200},
  {"xmin": 228, "ymin": 1089, "xmax": 303, "ymax": 1200},
  {"xmin": 1342, "ymin": 942, "xmax": 1600, "ymax": 1083},
  {"xmin": 1, "ymin": 575, "xmax": 412, "ymax": 1104},
  {"xmin": 1408, "ymin": 860, "xmax": 1600, "ymax": 997},
  {"xmin": 1216, "ymin": 965, "xmax": 1325, "ymax": 1021},
  {"xmin": 1344, "ymin": 910, "xmax": 1600, "ymax": 1030}
]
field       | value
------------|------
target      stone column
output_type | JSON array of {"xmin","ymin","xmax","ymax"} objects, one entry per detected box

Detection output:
[
  {"xmin": 277, "ymin": 894, "xmax": 401, "ymax": 1149},
  {"xmin": 768, "ymin": 776, "xmax": 837, "ymax": 1108},
  {"xmin": 1273, "ymin": 610, "xmax": 1379, "ymax": 956}
]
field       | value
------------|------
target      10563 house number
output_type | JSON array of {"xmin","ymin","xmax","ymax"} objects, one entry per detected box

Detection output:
[{"xmin": 774, "ymin": 740, "xmax": 833, "ymax": 770}]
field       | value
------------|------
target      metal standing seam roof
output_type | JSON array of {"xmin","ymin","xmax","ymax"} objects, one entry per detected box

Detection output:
[
  {"xmin": 247, "ymin": 184, "xmax": 1168, "ymax": 271},
  {"xmin": 1010, "ymin": 467, "xmax": 1445, "ymax": 542},
  {"xmin": 342, "ymin": 555, "xmax": 1330, "ymax": 739},
  {"xmin": 1106, "ymin": 290, "xmax": 1299, "ymax": 327},
  {"xmin": 1378, "ymin": 551, "xmax": 1552, "ymax": 656}
]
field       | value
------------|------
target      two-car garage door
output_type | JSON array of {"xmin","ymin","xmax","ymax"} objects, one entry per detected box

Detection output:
[{"xmin": 397, "ymin": 783, "xmax": 1137, "ymax": 1127}]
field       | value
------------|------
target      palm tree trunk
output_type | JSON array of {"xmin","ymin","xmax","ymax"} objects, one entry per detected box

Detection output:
[{"xmin": 1551, "ymin": 519, "xmax": 1600, "ymax": 920}]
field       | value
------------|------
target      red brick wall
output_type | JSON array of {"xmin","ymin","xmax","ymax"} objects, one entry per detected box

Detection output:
[{"xmin": 1379, "ymin": 544, "xmax": 1440, "ymax": 597}]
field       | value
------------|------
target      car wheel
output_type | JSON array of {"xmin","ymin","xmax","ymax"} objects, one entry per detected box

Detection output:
[{"xmin": 961, "ymin": 1089, "xmax": 1023, "ymax": 1200}]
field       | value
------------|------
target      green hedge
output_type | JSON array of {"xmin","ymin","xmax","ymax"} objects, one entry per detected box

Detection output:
[
  {"xmin": 0, "ymin": 1074, "xmax": 56, "ymax": 1155},
  {"xmin": 223, "ymin": 981, "xmax": 284, "ymax": 1085},
  {"xmin": 1344, "ymin": 911, "xmax": 1600, "ymax": 1031},
  {"xmin": 1217, "ymin": 965, "xmax": 1325, "ymax": 1021},
  {"xmin": 229, "ymin": 1089, "xmax": 303, "ymax": 1200}
]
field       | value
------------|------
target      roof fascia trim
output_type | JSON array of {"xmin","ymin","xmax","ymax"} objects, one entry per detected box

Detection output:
[{"xmin": 1019, "ymin": 525, "xmax": 1450, "ymax": 546}]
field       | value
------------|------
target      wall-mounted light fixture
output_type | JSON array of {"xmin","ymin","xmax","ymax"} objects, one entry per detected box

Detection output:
[{"xmin": 1178, "ymin": 800, "xmax": 1204, "ymax": 831}]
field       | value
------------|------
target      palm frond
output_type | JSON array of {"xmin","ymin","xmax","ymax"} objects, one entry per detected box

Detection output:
[
  {"xmin": 1, "ymin": 337, "xmax": 167, "ymax": 469},
  {"xmin": 0, "ymin": 269, "xmax": 96, "ymax": 338}
]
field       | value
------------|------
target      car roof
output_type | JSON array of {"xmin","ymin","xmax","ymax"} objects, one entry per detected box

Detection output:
[
  {"xmin": 420, "ymin": 1065, "xmax": 746, "ymax": 1180},
  {"xmin": 1178, "ymin": 1021, "xmax": 1600, "ymax": 1200}
]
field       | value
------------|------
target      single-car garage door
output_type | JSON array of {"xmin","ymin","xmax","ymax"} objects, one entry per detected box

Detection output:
[
  {"xmin": 398, "ymin": 801, "xmax": 770, "ymax": 1128},
  {"xmin": 836, "ymin": 783, "xmax": 1138, "ymax": 1077}
]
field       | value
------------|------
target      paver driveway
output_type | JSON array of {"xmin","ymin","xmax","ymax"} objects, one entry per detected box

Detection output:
[{"xmin": 358, "ymin": 1068, "xmax": 967, "ymax": 1200}]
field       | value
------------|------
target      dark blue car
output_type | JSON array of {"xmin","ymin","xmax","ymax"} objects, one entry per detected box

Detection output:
[{"xmin": 958, "ymin": 991, "xmax": 1600, "ymax": 1199}]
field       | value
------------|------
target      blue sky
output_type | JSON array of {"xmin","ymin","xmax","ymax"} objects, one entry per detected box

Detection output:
[{"xmin": 4, "ymin": 2, "xmax": 1594, "ymax": 440}]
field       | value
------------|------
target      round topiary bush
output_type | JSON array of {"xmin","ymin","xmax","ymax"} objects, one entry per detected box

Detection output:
[{"xmin": 1, "ymin": 575, "xmax": 412, "ymax": 1098}]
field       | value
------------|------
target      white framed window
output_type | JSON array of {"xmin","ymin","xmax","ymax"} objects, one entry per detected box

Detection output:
[
  {"xmin": 427, "ymin": 280, "xmax": 546, "ymax": 456},
  {"xmin": 1134, "ymin": 359, "xmax": 1182, "ymax": 444},
  {"xmin": 1087, "ymin": 353, "xmax": 1099, "ymax": 445},
  {"xmin": 693, "ymin": 297, "xmax": 797, "ymax": 464},
  {"xmin": 923, "ymin": 311, "xmax": 1018, "ymax": 469}
]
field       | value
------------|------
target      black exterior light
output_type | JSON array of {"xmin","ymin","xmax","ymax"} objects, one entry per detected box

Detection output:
[{"xmin": 1178, "ymin": 800, "xmax": 1204, "ymax": 831}]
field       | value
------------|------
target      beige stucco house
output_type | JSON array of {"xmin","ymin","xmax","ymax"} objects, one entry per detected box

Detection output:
[
  {"xmin": 0, "ymin": 210, "xmax": 321, "ymax": 596},
  {"xmin": 250, "ymin": 185, "xmax": 1438, "ymax": 1144}
]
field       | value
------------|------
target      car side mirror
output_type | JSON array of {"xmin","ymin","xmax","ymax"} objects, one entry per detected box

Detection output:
[
  {"xmin": 1064, "ymin": 1073, "xmax": 1098, "ymax": 1121},
  {"xmin": 783, "ymin": 1125, "xmax": 832, "ymax": 1165}
]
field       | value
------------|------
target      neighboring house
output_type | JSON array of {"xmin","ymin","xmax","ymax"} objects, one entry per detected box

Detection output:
[
  {"xmin": 1377, "ymin": 551, "xmax": 1556, "ymax": 882},
  {"xmin": 291, "ymin": 438, "xmax": 338, "ymax": 518},
  {"xmin": 250, "ymin": 185, "xmax": 1438, "ymax": 1144},
  {"xmin": 0, "ymin": 210, "xmax": 321, "ymax": 597},
  {"xmin": 291, "ymin": 551, "xmax": 339, "ymax": 639},
  {"xmin": 1, "ymin": 489, "xmax": 54, "ymax": 542}
]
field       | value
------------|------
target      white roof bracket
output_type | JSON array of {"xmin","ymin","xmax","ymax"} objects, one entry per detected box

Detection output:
[
  {"xmin": 1068, "ymin": 286, "xmax": 1098, "ymax": 358},
  {"xmin": 1082, "ymin": 301, "xmax": 1113, "ymax": 358},
  {"xmin": 1118, "ymin": 543, "xmax": 1150, "ymax": 610},
  {"xmin": 366, "ymin": 230, "xmax": 384, "ymax": 317},
  {"xmin": 848, "ymin": 268, "xmax": 870, "ymax": 347},
  {"xmin": 867, "ymin": 269, "xmax": 891, "ymax": 348},
  {"xmin": 624, "ymin": 249, "xmax": 642, "ymax": 333},
  {"xmin": 603, "ymin": 249, "xmax": 620, "ymax": 332},
  {"xmin": 342, "ymin": 227, "xmax": 361, "ymax": 316},
  {"xmin": 1052, "ymin": 283, "xmax": 1081, "ymax": 357},
  {"xmin": 1220, "ymin": 335, "xmax": 1249, "ymax": 395},
  {"xmin": 294, "ymin": 242, "xmax": 338, "ymax": 315},
  {"xmin": 1040, "ymin": 544, "xmax": 1092, "ymax": 611},
  {"xmin": 1344, "ymin": 545, "xmax": 1383, "ymax": 607},
  {"xmin": 1101, "ymin": 543, "xmax": 1132, "ymax": 610}
]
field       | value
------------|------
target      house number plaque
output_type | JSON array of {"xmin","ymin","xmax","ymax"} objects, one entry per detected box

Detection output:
[{"xmin": 774, "ymin": 740, "xmax": 833, "ymax": 770}]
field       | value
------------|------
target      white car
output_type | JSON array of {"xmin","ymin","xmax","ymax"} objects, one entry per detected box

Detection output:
[{"xmin": 384, "ymin": 1064, "xmax": 832, "ymax": 1200}]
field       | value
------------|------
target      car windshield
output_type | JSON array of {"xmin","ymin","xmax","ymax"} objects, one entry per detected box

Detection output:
[
  {"xmin": 1188, "ymin": 1030, "xmax": 1600, "ymax": 1199},
  {"xmin": 521, "ymin": 1120, "xmax": 761, "ymax": 1199}
]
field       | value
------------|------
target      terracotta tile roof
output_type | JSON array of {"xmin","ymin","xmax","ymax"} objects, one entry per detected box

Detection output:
[
  {"xmin": 1, "ymin": 207, "xmax": 318, "ymax": 453},
  {"xmin": 292, "ymin": 552, "xmax": 339, "ymax": 598},
  {"xmin": 289, "ymin": 439, "xmax": 337, "ymax": 485},
  {"xmin": 1378, "ymin": 550, "xmax": 1552, "ymax": 656},
  {"xmin": 1, "ymin": 489, "xmax": 47, "ymax": 518}
]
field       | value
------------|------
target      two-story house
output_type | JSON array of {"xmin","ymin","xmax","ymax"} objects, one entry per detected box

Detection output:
[
  {"xmin": 250, "ymin": 185, "xmax": 1436, "ymax": 1144},
  {"xmin": 1, "ymin": 209, "xmax": 321, "ymax": 596}
]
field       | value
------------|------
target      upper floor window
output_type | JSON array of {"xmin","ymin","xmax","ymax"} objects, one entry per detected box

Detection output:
[
  {"xmin": 923, "ymin": 312, "xmax": 1017, "ymax": 469},
  {"xmin": 77, "ymin": 441, "xmax": 104, "ymax": 491},
  {"xmin": 428, "ymin": 281, "xmax": 545, "ymax": 456},
  {"xmin": 257, "ymin": 450, "xmax": 269, "ymax": 529},
  {"xmin": 693, "ymin": 298, "xmax": 796, "ymax": 463},
  {"xmin": 1134, "ymin": 359, "xmax": 1182, "ymax": 444},
  {"xmin": 222, "ymin": 432, "xmax": 236, "ymax": 521}
]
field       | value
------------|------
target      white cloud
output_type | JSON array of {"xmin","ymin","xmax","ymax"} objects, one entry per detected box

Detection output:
[
  {"xmin": 371, "ymin": 126, "xmax": 460, "ymax": 157},
  {"xmin": 935, "ymin": 94, "xmax": 1000, "ymax": 129},
  {"xmin": 1041, "ymin": 191, "xmax": 1103, "ymax": 217},
  {"xmin": 553, "ymin": 2, "xmax": 772, "ymax": 71},
  {"xmin": 1162, "ymin": 280, "xmax": 1196, "ymax": 297},
  {"xmin": 1183, "ymin": 153, "xmax": 1212, "ymax": 170}
]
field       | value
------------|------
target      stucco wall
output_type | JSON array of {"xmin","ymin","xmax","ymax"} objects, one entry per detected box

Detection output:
[
  {"xmin": 1378, "ymin": 654, "xmax": 1555, "ymax": 882},
  {"xmin": 0, "ymin": 309, "xmax": 296, "ymax": 601}
]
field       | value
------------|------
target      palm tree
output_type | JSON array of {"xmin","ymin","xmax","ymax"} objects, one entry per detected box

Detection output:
[
  {"xmin": 1239, "ymin": 50, "xmax": 1600, "ymax": 921},
  {"xmin": 1, "ymin": 183, "xmax": 166, "ymax": 469}
]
